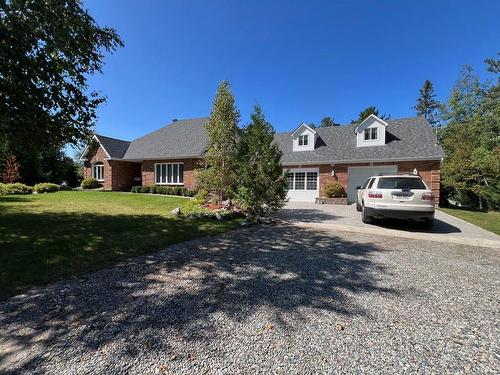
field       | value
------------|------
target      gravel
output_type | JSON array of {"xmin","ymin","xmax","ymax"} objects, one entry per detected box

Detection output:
[{"xmin": 0, "ymin": 223, "xmax": 498, "ymax": 374}]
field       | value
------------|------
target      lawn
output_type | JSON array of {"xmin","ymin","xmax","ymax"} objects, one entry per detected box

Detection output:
[
  {"xmin": 0, "ymin": 191, "xmax": 241, "ymax": 300},
  {"xmin": 439, "ymin": 207, "xmax": 500, "ymax": 235}
]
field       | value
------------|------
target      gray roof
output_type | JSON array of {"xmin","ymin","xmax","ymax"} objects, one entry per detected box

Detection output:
[
  {"xmin": 275, "ymin": 116, "xmax": 444, "ymax": 164},
  {"xmin": 95, "ymin": 134, "xmax": 130, "ymax": 159},
  {"xmin": 95, "ymin": 116, "xmax": 444, "ymax": 163},
  {"xmin": 122, "ymin": 118, "xmax": 209, "ymax": 160}
]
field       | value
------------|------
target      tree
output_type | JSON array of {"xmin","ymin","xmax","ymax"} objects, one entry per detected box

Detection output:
[
  {"xmin": 320, "ymin": 116, "xmax": 339, "ymax": 127},
  {"xmin": 1, "ymin": 154, "xmax": 20, "ymax": 183},
  {"xmin": 440, "ymin": 65, "xmax": 500, "ymax": 209},
  {"xmin": 351, "ymin": 106, "xmax": 389, "ymax": 123},
  {"xmin": 414, "ymin": 80, "xmax": 440, "ymax": 125},
  {"xmin": 196, "ymin": 81, "xmax": 240, "ymax": 203},
  {"xmin": 236, "ymin": 105, "xmax": 287, "ymax": 217},
  {"xmin": 0, "ymin": 0, "xmax": 123, "ymax": 182},
  {"xmin": 485, "ymin": 52, "xmax": 500, "ymax": 74}
]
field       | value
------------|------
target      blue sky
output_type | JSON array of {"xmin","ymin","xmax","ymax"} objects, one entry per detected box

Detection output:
[{"xmin": 84, "ymin": 0, "xmax": 499, "ymax": 142}]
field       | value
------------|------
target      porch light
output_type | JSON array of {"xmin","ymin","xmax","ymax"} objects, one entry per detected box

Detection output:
[{"xmin": 331, "ymin": 169, "xmax": 335, "ymax": 176}]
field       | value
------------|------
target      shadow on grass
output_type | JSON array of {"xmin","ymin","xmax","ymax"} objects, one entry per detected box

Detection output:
[{"xmin": 0, "ymin": 217, "xmax": 397, "ymax": 372}]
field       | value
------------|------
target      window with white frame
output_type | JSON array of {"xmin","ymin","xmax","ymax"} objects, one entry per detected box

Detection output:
[
  {"xmin": 298, "ymin": 134, "xmax": 308, "ymax": 146},
  {"xmin": 364, "ymin": 127, "xmax": 378, "ymax": 141},
  {"xmin": 286, "ymin": 171, "xmax": 318, "ymax": 190},
  {"xmin": 155, "ymin": 163, "xmax": 184, "ymax": 185},
  {"xmin": 92, "ymin": 162, "xmax": 104, "ymax": 181}
]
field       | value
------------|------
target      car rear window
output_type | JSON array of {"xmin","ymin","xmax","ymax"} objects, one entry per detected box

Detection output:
[{"xmin": 376, "ymin": 177, "xmax": 426, "ymax": 190}]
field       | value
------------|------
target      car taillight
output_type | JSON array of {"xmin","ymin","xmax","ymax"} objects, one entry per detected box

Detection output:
[
  {"xmin": 368, "ymin": 190, "xmax": 383, "ymax": 198},
  {"xmin": 422, "ymin": 192, "xmax": 434, "ymax": 201}
]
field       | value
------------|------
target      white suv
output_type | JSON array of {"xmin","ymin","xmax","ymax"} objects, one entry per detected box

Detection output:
[{"xmin": 356, "ymin": 174, "xmax": 435, "ymax": 227}]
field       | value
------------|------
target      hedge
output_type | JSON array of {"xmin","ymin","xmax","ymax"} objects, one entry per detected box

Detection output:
[
  {"xmin": 81, "ymin": 177, "xmax": 102, "ymax": 189},
  {"xmin": 0, "ymin": 183, "xmax": 34, "ymax": 195},
  {"xmin": 34, "ymin": 182, "xmax": 60, "ymax": 194},
  {"xmin": 131, "ymin": 185, "xmax": 197, "ymax": 197}
]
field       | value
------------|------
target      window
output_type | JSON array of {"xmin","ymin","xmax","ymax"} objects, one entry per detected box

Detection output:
[
  {"xmin": 376, "ymin": 177, "xmax": 426, "ymax": 190},
  {"xmin": 286, "ymin": 171, "xmax": 318, "ymax": 191},
  {"xmin": 92, "ymin": 162, "xmax": 104, "ymax": 181},
  {"xmin": 364, "ymin": 127, "xmax": 378, "ymax": 141},
  {"xmin": 367, "ymin": 178, "xmax": 375, "ymax": 189},
  {"xmin": 306, "ymin": 172, "xmax": 318, "ymax": 190},
  {"xmin": 298, "ymin": 134, "xmax": 308, "ymax": 146},
  {"xmin": 361, "ymin": 178, "xmax": 371, "ymax": 189},
  {"xmin": 155, "ymin": 163, "xmax": 184, "ymax": 185}
]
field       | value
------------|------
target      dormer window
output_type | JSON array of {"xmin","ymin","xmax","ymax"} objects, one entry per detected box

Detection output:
[
  {"xmin": 298, "ymin": 134, "xmax": 308, "ymax": 146},
  {"xmin": 364, "ymin": 128, "xmax": 378, "ymax": 141}
]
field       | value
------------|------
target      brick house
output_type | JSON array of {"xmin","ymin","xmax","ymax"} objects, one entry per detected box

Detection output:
[{"xmin": 80, "ymin": 115, "xmax": 444, "ymax": 203}]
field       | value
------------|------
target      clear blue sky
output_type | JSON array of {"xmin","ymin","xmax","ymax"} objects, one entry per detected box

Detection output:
[{"xmin": 84, "ymin": 0, "xmax": 499, "ymax": 141}]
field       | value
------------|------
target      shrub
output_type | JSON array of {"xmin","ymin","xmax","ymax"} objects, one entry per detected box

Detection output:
[
  {"xmin": 324, "ymin": 182, "xmax": 346, "ymax": 198},
  {"xmin": 131, "ymin": 186, "xmax": 142, "ymax": 193},
  {"xmin": 81, "ymin": 177, "xmax": 101, "ymax": 189},
  {"xmin": 139, "ymin": 186, "xmax": 150, "ymax": 193},
  {"xmin": 34, "ymin": 183, "xmax": 60, "ymax": 194},
  {"xmin": 0, "ymin": 182, "xmax": 33, "ymax": 195}
]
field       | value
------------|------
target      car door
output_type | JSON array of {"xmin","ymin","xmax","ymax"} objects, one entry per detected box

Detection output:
[{"xmin": 357, "ymin": 178, "xmax": 372, "ymax": 204}]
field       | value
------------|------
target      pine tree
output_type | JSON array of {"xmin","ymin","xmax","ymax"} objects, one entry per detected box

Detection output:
[
  {"xmin": 414, "ymin": 80, "xmax": 440, "ymax": 125},
  {"xmin": 236, "ymin": 105, "xmax": 287, "ymax": 217},
  {"xmin": 196, "ymin": 81, "xmax": 240, "ymax": 203},
  {"xmin": 320, "ymin": 116, "xmax": 339, "ymax": 127},
  {"xmin": 1, "ymin": 154, "xmax": 20, "ymax": 183},
  {"xmin": 351, "ymin": 106, "xmax": 389, "ymax": 123}
]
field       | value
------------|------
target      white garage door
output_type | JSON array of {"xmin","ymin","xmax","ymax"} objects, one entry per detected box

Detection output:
[
  {"xmin": 347, "ymin": 165, "xmax": 398, "ymax": 203},
  {"xmin": 286, "ymin": 168, "xmax": 319, "ymax": 202}
]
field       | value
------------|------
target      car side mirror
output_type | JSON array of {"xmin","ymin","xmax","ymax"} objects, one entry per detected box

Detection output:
[{"xmin": 356, "ymin": 185, "xmax": 362, "ymax": 189}]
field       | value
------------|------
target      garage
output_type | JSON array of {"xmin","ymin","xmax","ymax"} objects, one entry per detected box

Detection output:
[
  {"xmin": 286, "ymin": 168, "xmax": 319, "ymax": 202},
  {"xmin": 347, "ymin": 165, "xmax": 397, "ymax": 202}
]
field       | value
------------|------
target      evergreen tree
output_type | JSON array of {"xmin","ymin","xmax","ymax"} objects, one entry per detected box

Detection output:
[
  {"xmin": 485, "ymin": 52, "xmax": 500, "ymax": 74},
  {"xmin": 236, "ymin": 105, "xmax": 287, "ymax": 217},
  {"xmin": 414, "ymin": 80, "xmax": 440, "ymax": 125},
  {"xmin": 351, "ymin": 106, "xmax": 389, "ymax": 123},
  {"xmin": 196, "ymin": 81, "xmax": 240, "ymax": 203},
  {"xmin": 320, "ymin": 116, "xmax": 339, "ymax": 127}
]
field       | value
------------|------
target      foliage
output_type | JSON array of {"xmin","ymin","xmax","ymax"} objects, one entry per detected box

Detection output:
[
  {"xmin": 131, "ymin": 185, "xmax": 197, "ymax": 197},
  {"xmin": 81, "ymin": 177, "xmax": 102, "ymax": 189},
  {"xmin": 440, "ymin": 64, "xmax": 500, "ymax": 209},
  {"xmin": 352, "ymin": 106, "xmax": 389, "ymax": 123},
  {"xmin": 33, "ymin": 183, "xmax": 60, "ymax": 194},
  {"xmin": 0, "ymin": 183, "xmax": 33, "ymax": 195},
  {"xmin": 414, "ymin": 80, "xmax": 440, "ymax": 125},
  {"xmin": 324, "ymin": 182, "xmax": 346, "ymax": 198},
  {"xmin": 1, "ymin": 154, "xmax": 20, "ymax": 183},
  {"xmin": 320, "ymin": 116, "xmax": 339, "ymax": 127},
  {"xmin": 235, "ymin": 105, "xmax": 287, "ymax": 217},
  {"xmin": 195, "ymin": 81, "xmax": 240, "ymax": 203},
  {"xmin": 0, "ymin": 0, "xmax": 123, "ymax": 182},
  {"xmin": 485, "ymin": 52, "xmax": 500, "ymax": 74}
]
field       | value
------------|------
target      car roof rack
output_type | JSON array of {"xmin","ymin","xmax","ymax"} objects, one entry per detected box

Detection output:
[{"xmin": 375, "ymin": 171, "xmax": 420, "ymax": 177}]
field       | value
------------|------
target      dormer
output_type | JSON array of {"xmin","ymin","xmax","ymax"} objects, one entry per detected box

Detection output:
[
  {"xmin": 355, "ymin": 114, "xmax": 387, "ymax": 147},
  {"xmin": 291, "ymin": 123, "xmax": 316, "ymax": 152}
]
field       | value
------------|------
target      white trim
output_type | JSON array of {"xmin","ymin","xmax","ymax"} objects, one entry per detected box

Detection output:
[
  {"xmin": 355, "ymin": 114, "xmax": 388, "ymax": 132},
  {"xmin": 154, "ymin": 162, "xmax": 184, "ymax": 185},
  {"xmin": 79, "ymin": 135, "xmax": 111, "ymax": 160},
  {"xmin": 118, "ymin": 155, "xmax": 201, "ymax": 162},
  {"xmin": 282, "ymin": 156, "xmax": 443, "ymax": 166},
  {"xmin": 290, "ymin": 123, "xmax": 317, "ymax": 136}
]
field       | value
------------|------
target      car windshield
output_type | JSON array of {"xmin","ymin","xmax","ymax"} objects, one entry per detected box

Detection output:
[{"xmin": 376, "ymin": 177, "xmax": 426, "ymax": 190}]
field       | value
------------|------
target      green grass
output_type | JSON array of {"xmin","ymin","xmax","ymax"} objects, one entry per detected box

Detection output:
[
  {"xmin": 439, "ymin": 207, "xmax": 500, "ymax": 235},
  {"xmin": 0, "ymin": 191, "xmax": 241, "ymax": 300}
]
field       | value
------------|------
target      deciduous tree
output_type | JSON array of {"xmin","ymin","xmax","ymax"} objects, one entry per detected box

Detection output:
[{"xmin": 1, "ymin": 154, "xmax": 20, "ymax": 183}]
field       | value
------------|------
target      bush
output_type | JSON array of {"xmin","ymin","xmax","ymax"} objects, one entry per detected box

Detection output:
[
  {"xmin": 131, "ymin": 186, "xmax": 142, "ymax": 193},
  {"xmin": 34, "ymin": 182, "xmax": 60, "ymax": 194},
  {"xmin": 130, "ymin": 185, "xmax": 198, "ymax": 197},
  {"xmin": 324, "ymin": 182, "xmax": 346, "ymax": 198},
  {"xmin": 0, "ymin": 182, "xmax": 33, "ymax": 195},
  {"xmin": 81, "ymin": 177, "xmax": 101, "ymax": 189}
]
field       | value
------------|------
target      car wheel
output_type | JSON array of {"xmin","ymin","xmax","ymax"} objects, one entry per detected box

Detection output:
[
  {"xmin": 356, "ymin": 202, "xmax": 362, "ymax": 212},
  {"xmin": 361, "ymin": 206, "xmax": 372, "ymax": 224}
]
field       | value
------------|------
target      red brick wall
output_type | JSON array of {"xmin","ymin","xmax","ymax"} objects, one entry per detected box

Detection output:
[
  {"xmin": 140, "ymin": 158, "xmax": 199, "ymax": 190},
  {"xmin": 83, "ymin": 145, "xmax": 140, "ymax": 191},
  {"xmin": 284, "ymin": 159, "xmax": 441, "ymax": 204}
]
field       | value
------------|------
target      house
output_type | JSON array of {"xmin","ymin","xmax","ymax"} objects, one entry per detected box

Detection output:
[{"xmin": 80, "ymin": 115, "xmax": 444, "ymax": 203}]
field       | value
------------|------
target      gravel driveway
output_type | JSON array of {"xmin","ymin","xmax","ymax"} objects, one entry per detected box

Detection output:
[{"xmin": 1, "ymin": 223, "xmax": 498, "ymax": 374}]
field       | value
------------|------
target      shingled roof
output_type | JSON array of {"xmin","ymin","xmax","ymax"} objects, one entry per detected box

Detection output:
[{"xmin": 89, "ymin": 116, "xmax": 444, "ymax": 163}]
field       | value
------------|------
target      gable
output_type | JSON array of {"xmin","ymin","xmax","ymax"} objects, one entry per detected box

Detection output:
[
  {"xmin": 355, "ymin": 115, "xmax": 387, "ymax": 147},
  {"xmin": 291, "ymin": 124, "xmax": 316, "ymax": 152}
]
